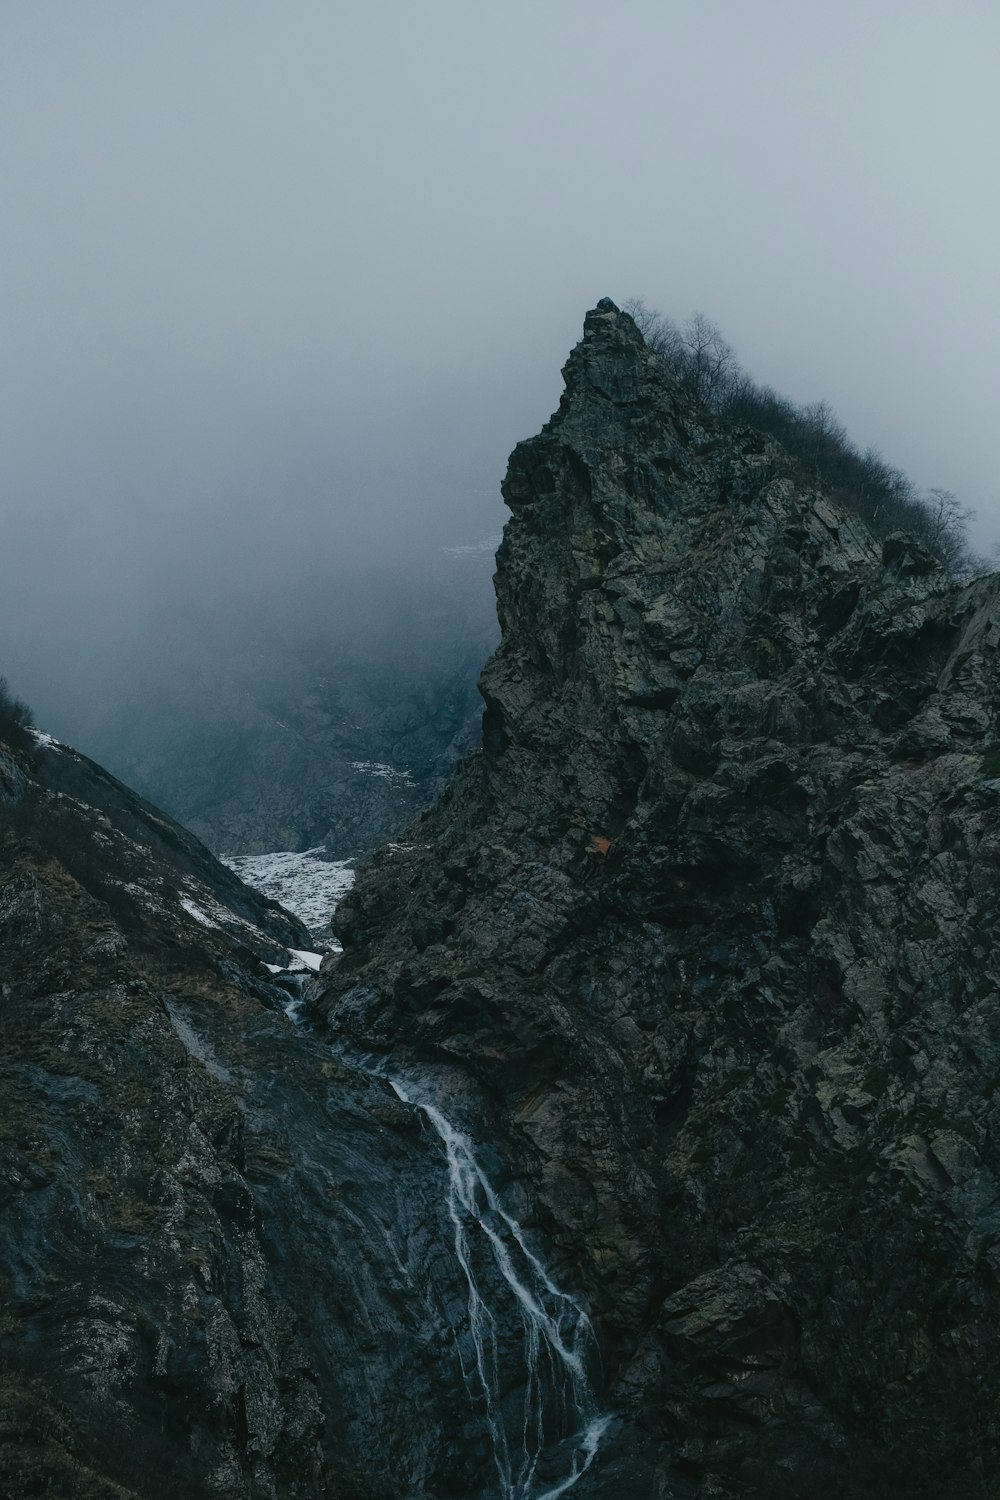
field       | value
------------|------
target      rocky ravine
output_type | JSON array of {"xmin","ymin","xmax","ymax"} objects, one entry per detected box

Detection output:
[
  {"xmin": 0, "ymin": 732, "xmax": 558, "ymax": 1498},
  {"xmin": 317, "ymin": 301, "xmax": 1000, "ymax": 1497}
]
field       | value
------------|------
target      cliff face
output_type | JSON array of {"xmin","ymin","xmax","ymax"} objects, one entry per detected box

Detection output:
[{"xmin": 319, "ymin": 302, "xmax": 1000, "ymax": 1496}]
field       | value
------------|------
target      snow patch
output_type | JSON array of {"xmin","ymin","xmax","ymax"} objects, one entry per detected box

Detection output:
[
  {"xmin": 288, "ymin": 948, "xmax": 323, "ymax": 972},
  {"xmin": 29, "ymin": 729, "xmax": 62, "ymax": 750},
  {"xmin": 179, "ymin": 896, "xmax": 220, "ymax": 929},
  {"xmin": 179, "ymin": 881, "xmax": 282, "ymax": 945},
  {"xmin": 221, "ymin": 847, "xmax": 355, "ymax": 943},
  {"xmin": 350, "ymin": 761, "xmax": 414, "ymax": 785}
]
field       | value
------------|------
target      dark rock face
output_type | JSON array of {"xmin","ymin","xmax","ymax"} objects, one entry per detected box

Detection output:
[
  {"xmin": 318, "ymin": 302, "xmax": 1000, "ymax": 1496},
  {"xmin": 0, "ymin": 734, "xmax": 507, "ymax": 1498}
]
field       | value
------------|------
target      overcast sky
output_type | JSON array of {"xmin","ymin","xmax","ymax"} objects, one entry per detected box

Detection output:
[{"xmin": 2, "ymin": 0, "xmax": 998, "ymax": 731}]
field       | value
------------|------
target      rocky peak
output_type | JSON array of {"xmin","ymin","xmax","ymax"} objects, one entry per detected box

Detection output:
[{"xmin": 319, "ymin": 304, "xmax": 1000, "ymax": 1495}]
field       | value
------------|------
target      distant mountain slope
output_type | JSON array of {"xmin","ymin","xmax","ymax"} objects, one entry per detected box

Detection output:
[{"xmin": 73, "ymin": 546, "xmax": 498, "ymax": 857}]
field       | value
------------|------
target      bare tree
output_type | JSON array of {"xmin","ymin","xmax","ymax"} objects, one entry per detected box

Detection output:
[
  {"xmin": 799, "ymin": 400, "xmax": 848, "ymax": 477},
  {"xmin": 622, "ymin": 298, "xmax": 682, "ymax": 361},
  {"xmin": 677, "ymin": 313, "xmax": 739, "ymax": 409},
  {"xmin": 621, "ymin": 295, "xmax": 983, "ymax": 575},
  {"xmin": 920, "ymin": 488, "xmax": 976, "ymax": 574}
]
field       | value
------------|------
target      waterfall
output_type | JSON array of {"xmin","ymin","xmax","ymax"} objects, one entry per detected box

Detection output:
[{"xmin": 390, "ymin": 1078, "xmax": 610, "ymax": 1500}]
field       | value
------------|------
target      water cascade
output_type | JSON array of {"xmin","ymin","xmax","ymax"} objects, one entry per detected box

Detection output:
[{"xmin": 390, "ymin": 1078, "xmax": 610, "ymax": 1500}]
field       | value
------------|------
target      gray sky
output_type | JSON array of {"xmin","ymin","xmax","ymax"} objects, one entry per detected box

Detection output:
[{"xmin": 2, "ymin": 0, "xmax": 998, "ymax": 731}]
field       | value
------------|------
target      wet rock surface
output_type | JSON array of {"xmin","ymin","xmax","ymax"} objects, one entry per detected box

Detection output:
[{"xmin": 318, "ymin": 302, "xmax": 1000, "ymax": 1496}]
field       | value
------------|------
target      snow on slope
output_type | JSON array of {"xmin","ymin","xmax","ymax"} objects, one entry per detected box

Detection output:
[
  {"xmin": 29, "ymin": 729, "xmax": 62, "ymax": 750},
  {"xmin": 221, "ymin": 847, "xmax": 355, "ymax": 944}
]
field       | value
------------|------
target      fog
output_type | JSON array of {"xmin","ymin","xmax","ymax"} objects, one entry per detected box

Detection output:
[{"xmin": 3, "ymin": 0, "xmax": 999, "ymax": 742}]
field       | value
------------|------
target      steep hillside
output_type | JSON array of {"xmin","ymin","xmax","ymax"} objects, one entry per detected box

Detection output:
[
  {"xmin": 0, "ymin": 726, "xmax": 531, "ymax": 1499},
  {"xmin": 317, "ymin": 301, "xmax": 1000, "ymax": 1497}
]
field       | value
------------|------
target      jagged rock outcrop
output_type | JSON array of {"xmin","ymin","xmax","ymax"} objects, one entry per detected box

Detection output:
[{"xmin": 317, "ymin": 301, "xmax": 1000, "ymax": 1496}]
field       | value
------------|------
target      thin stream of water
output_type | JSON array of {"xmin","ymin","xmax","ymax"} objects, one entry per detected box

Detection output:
[
  {"xmin": 268, "ymin": 923, "xmax": 610, "ymax": 1498},
  {"xmin": 390, "ymin": 1078, "xmax": 610, "ymax": 1500}
]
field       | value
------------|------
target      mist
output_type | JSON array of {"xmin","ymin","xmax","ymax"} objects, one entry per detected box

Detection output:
[{"xmin": 3, "ymin": 0, "xmax": 999, "ymax": 745}]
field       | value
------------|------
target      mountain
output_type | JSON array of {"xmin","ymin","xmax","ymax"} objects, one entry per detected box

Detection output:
[
  {"xmin": 317, "ymin": 300, "xmax": 1000, "ymax": 1497},
  {"xmin": 6, "ymin": 299, "xmax": 1000, "ymax": 1499}
]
